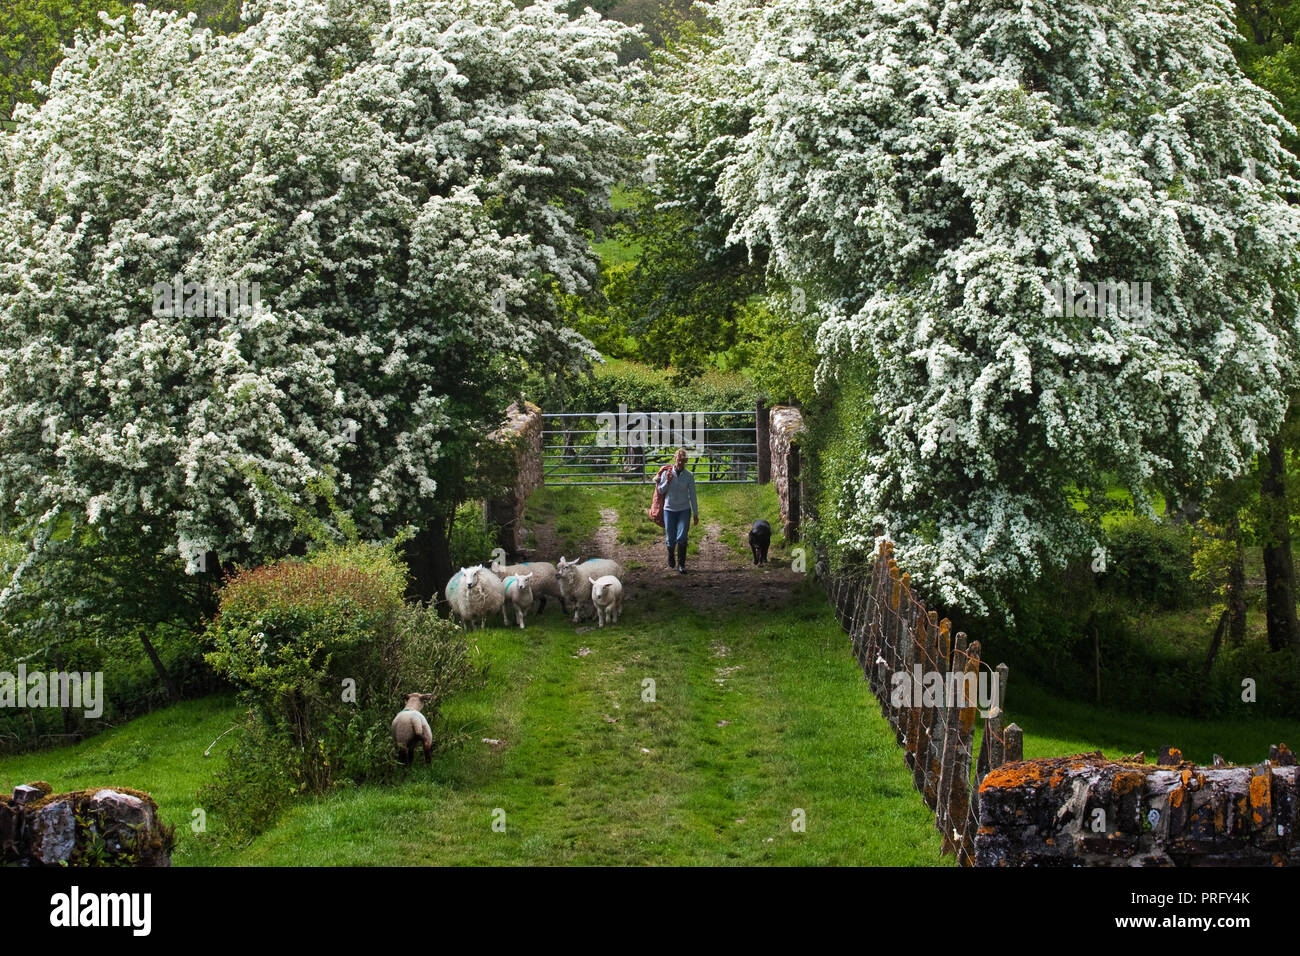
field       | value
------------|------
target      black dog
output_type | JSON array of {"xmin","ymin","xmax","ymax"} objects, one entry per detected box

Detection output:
[{"xmin": 748, "ymin": 519, "xmax": 771, "ymax": 565}]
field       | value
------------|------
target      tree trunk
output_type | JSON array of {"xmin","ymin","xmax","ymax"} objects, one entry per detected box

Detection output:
[
  {"xmin": 1260, "ymin": 436, "xmax": 1300, "ymax": 652},
  {"xmin": 1196, "ymin": 608, "xmax": 1230, "ymax": 716},
  {"xmin": 1203, "ymin": 609, "xmax": 1228, "ymax": 682},
  {"xmin": 138, "ymin": 628, "xmax": 180, "ymax": 702},
  {"xmin": 1227, "ymin": 516, "xmax": 1247, "ymax": 647},
  {"xmin": 407, "ymin": 515, "xmax": 454, "ymax": 607}
]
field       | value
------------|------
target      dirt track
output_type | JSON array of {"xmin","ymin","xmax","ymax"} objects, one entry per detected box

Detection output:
[{"xmin": 530, "ymin": 505, "xmax": 807, "ymax": 615}]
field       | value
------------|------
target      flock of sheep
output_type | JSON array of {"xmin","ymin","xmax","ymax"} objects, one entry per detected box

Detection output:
[
  {"xmin": 392, "ymin": 557, "xmax": 626, "ymax": 764},
  {"xmin": 444, "ymin": 557, "xmax": 626, "ymax": 631}
]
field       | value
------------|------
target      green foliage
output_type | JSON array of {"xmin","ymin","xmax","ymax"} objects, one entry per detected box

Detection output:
[
  {"xmin": 1, "ymin": 0, "xmax": 130, "ymax": 126},
  {"xmin": 1191, "ymin": 520, "xmax": 1239, "ymax": 615},
  {"xmin": 592, "ymin": 199, "xmax": 766, "ymax": 382},
  {"xmin": 952, "ymin": 543, "xmax": 1297, "ymax": 718},
  {"xmin": 559, "ymin": 358, "xmax": 760, "ymax": 414},
  {"xmin": 1, "ymin": 0, "xmax": 242, "ymax": 128},
  {"xmin": 0, "ymin": 518, "xmax": 219, "ymax": 752},
  {"xmin": 801, "ymin": 361, "xmax": 879, "ymax": 575},
  {"xmin": 726, "ymin": 296, "xmax": 818, "ymax": 408},
  {"xmin": 448, "ymin": 501, "xmax": 499, "ymax": 570},
  {"xmin": 1098, "ymin": 516, "xmax": 1203, "ymax": 611},
  {"xmin": 201, "ymin": 542, "xmax": 477, "ymax": 835}
]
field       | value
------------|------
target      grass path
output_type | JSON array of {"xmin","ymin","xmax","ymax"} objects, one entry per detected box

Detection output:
[{"xmin": 202, "ymin": 581, "xmax": 945, "ymax": 865}]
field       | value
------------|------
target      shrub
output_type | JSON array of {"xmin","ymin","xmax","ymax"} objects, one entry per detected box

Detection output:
[
  {"xmin": 201, "ymin": 542, "xmax": 476, "ymax": 834},
  {"xmin": 1099, "ymin": 516, "xmax": 1202, "ymax": 611}
]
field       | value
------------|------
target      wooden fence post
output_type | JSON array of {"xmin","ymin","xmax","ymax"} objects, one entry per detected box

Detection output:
[
  {"xmin": 1004, "ymin": 723, "xmax": 1023, "ymax": 764},
  {"xmin": 952, "ymin": 639, "xmax": 982, "ymax": 866},
  {"xmin": 923, "ymin": 618, "xmax": 951, "ymax": 810},
  {"xmin": 991, "ymin": 662, "xmax": 1008, "ymax": 768},
  {"xmin": 912, "ymin": 610, "xmax": 938, "ymax": 799},
  {"xmin": 935, "ymin": 631, "xmax": 967, "ymax": 851}
]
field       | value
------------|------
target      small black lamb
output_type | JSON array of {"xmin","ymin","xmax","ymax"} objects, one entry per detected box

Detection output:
[{"xmin": 749, "ymin": 519, "xmax": 771, "ymax": 565}]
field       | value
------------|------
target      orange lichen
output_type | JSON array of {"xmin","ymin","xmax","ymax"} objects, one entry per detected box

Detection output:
[
  {"xmin": 981, "ymin": 762, "xmax": 1044, "ymax": 790},
  {"xmin": 1113, "ymin": 771, "xmax": 1145, "ymax": 797},
  {"xmin": 1249, "ymin": 773, "xmax": 1270, "ymax": 807},
  {"xmin": 1249, "ymin": 772, "xmax": 1270, "ymax": 824}
]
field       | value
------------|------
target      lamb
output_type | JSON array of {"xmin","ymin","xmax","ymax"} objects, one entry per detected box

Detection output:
[
  {"xmin": 491, "ymin": 561, "xmax": 563, "ymax": 614},
  {"xmin": 392, "ymin": 693, "xmax": 435, "ymax": 765},
  {"xmin": 590, "ymin": 575, "xmax": 623, "ymax": 628},
  {"xmin": 556, "ymin": 557, "xmax": 625, "ymax": 623},
  {"xmin": 445, "ymin": 564, "xmax": 505, "ymax": 630},
  {"xmin": 501, "ymin": 571, "xmax": 535, "ymax": 629}
]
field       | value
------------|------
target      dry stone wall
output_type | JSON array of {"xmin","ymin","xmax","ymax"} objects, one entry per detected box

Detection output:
[
  {"xmin": 0, "ymin": 781, "xmax": 173, "ymax": 866},
  {"xmin": 976, "ymin": 747, "xmax": 1300, "ymax": 866},
  {"xmin": 486, "ymin": 401, "xmax": 544, "ymax": 555}
]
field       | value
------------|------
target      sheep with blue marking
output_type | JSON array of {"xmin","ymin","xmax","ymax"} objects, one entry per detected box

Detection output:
[
  {"xmin": 491, "ymin": 561, "xmax": 563, "ymax": 614},
  {"xmin": 445, "ymin": 565, "xmax": 505, "ymax": 630}
]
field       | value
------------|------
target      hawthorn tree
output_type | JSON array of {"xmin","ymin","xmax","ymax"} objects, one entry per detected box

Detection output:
[
  {"xmin": 671, "ymin": 0, "xmax": 1300, "ymax": 616},
  {"xmin": 0, "ymin": 0, "xmax": 242, "ymax": 128},
  {"xmin": 0, "ymin": 0, "xmax": 636, "ymax": 605}
]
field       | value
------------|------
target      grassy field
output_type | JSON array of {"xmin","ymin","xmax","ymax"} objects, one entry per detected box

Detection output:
[
  {"xmin": 4, "ymin": 484, "xmax": 1298, "ymax": 866},
  {"xmin": 0, "ymin": 577, "xmax": 948, "ymax": 866},
  {"xmin": 1005, "ymin": 679, "xmax": 1300, "ymax": 765}
]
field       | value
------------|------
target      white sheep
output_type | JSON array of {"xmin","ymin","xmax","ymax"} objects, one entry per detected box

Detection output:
[
  {"xmin": 445, "ymin": 564, "xmax": 505, "ymax": 630},
  {"xmin": 556, "ymin": 557, "xmax": 625, "ymax": 623},
  {"xmin": 590, "ymin": 575, "xmax": 623, "ymax": 628},
  {"xmin": 491, "ymin": 561, "xmax": 563, "ymax": 614},
  {"xmin": 501, "ymin": 571, "xmax": 535, "ymax": 629},
  {"xmin": 392, "ymin": 693, "xmax": 434, "ymax": 765}
]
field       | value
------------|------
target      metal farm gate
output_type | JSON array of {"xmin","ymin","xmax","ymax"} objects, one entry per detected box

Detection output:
[{"xmin": 542, "ymin": 408, "xmax": 759, "ymax": 485}]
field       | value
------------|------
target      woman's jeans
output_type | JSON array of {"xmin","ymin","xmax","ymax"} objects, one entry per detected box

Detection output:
[{"xmin": 664, "ymin": 508, "xmax": 691, "ymax": 549}]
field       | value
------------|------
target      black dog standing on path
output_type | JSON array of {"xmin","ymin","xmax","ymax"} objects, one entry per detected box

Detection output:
[{"xmin": 749, "ymin": 519, "xmax": 771, "ymax": 565}]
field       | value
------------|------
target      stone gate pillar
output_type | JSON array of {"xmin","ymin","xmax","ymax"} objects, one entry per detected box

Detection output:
[
  {"xmin": 769, "ymin": 405, "xmax": 805, "ymax": 542},
  {"xmin": 486, "ymin": 401, "xmax": 543, "ymax": 556}
]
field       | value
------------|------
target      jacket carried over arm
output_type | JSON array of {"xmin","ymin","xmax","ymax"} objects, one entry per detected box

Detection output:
[{"xmin": 658, "ymin": 465, "xmax": 698, "ymax": 518}]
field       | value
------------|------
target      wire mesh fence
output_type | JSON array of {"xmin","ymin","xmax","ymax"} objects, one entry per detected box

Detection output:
[{"xmin": 826, "ymin": 540, "xmax": 1022, "ymax": 866}]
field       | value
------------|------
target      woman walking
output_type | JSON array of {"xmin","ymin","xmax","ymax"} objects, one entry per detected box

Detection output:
[{"xmin": 658, "ymin": 447, "xmax": 699, "ymax": 573}]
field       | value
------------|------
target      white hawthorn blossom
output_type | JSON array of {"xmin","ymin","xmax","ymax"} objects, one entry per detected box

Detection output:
[
  {"xmin": 0, "ymin": 0, "xmax": 636, "ymax": 576},
  {"xmin": 683, "ymin": 0, "xmax": 1300, "ymax": 614}
]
